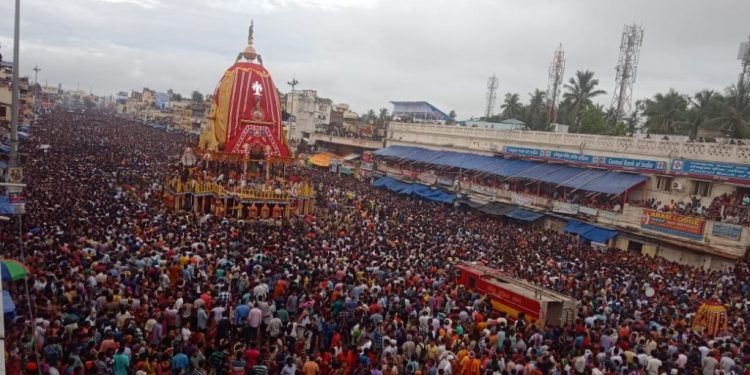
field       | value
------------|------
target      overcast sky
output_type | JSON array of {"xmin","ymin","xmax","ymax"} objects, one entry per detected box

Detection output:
[{"xmin": 0, "ymin": 0, "xmax": 748, "ymax": 118}]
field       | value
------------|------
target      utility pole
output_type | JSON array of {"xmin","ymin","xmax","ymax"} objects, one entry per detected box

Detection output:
[
  {"xmin": 32, "ymin": 65, "xmax": 40, "ymax": 86},
  {"xmin": 287, "ymin": 76, "xmax": 299, "ymax": 140},
  {"xmin": 9, "ymin": 0, "xmax": 21, "ymax": 170}
]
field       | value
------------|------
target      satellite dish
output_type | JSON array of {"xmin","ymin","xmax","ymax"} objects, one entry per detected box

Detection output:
[{"xmin": 645, "ymin": 287, "xmax": 655, "ymax": 298}]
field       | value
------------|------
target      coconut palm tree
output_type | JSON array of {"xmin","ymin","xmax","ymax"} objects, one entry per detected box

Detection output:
[
  {"xmin": 378, "ymin": 108, "xmax": 390, "ymax": 126},
  {"xmin": 675, "ymin": 90, "xmax": 721, "ymax": 139},
  {"xmin": 500, "ymin": 93, "xmax": 523, "ymax": 120},
  {"xmin": 525, "ymin": 89, "xmax": 547, "ymax": 130},
  {"xmin": 562, "ymin": 70, "xmax": 607, "ymax": 132},
  {"xmin": 642, "ymin": 89, "xmax": 689, "ymax": 135},
  {"xmin": 365, "ymin": 109, "xmax": 377, "ymax": 123},
  {"xmin": 710, "ymin": 81, "xmax": 750, "ymax": 139}
]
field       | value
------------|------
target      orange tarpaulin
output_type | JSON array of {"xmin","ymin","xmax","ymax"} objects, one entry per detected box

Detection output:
[{"xmin": 308, "ymin": 152, "xmax": 340, "ymax": 167}]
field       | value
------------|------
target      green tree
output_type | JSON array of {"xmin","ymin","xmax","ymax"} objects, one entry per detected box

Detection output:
[
  {"xmin": 191, "ymin": 90, "xmax": 204, "ymax": 102},
  {"xmin": 642, "ymin": 89, "xmax": 689, "ymax": 135},
  {"xmin": 366, "ymin": 109, "xmax": 377, "ymax": 123},
  {"xmin": 578, "ymin": 104, "xmax": 608, "ymax": 135},
  {"xmin": 562, "ymin": 70, "xmax": 606, "ymax": 132},
  {"xmin": 500, "ymin": 93, "xmax": 523, "ymax": 120},
  {"xmin": 710, "ymin": 81, "xmax": 750, "ymax": 138},
  {"xmin": 378, "ymin": 108, "xmax": 390, "ymax": 126},
  {"xmin": 675, "ymin": 90, "xmax": 721, "ymax": 139},
  {"xmin": 447, "ymin": 110, "xmax": 457, "ymax": 124},
  {"xmin": 525, "ymin": 89, "xmax": 547, "ymax": 130}
]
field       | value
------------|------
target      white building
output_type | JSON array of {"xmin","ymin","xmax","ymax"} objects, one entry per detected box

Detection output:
[{"xmin": 286, "ymin": 89, "xmax": 333, "ymax": 140}]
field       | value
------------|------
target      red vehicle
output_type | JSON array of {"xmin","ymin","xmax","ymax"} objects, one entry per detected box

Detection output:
[{"xmin": 454, "ymin": 261, "xmax": 578, "ymax": 327}]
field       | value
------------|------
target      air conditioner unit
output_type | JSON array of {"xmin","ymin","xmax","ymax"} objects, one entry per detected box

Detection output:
[{"xmin": 671, "ymin": 181, "xmax": 683, "ymax": 191}]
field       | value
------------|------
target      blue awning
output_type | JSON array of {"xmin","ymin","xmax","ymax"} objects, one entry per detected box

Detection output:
[
  {"xmin": 374, "ymin": 146, "xmax": 647, "ymax": 195},
  {"xmin": 577, "ymin": 171, "xmax": 648, "ymax": 195},
  {"xmin": 558, "ymin": 169, "xmax": 609, "ymax": 190},
  {"xmin": 564, "ymin": 220, "xmax": 618, "ymax": 243},
  {"xmin": 372, "ymin": 176, "xmax": 455, "ymax": 203},
  {"xmin": 504, "ymin": 208, "xmax": 544, "ymax": 221},
  {"xmin": 479, "ymin": 202, "xmax": 514, "ymax": 216}
]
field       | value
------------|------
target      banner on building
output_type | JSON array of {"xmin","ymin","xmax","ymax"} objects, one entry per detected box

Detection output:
[
  {"xmin": 511, "ymin": 192, "xmax": 534, "ymax": 207},
  {"xmin": 711, "ymin": 222, "xmax": 743, "ymax": 241},
  {"xmin": 418, "ymin": 171, "xmax": 438, "ymax": 186},
  {"xmin": 503, "ymin": 146, "xmax": 666, "ymax": 172},
  {"xmin": 438, "ymin": 177, "xmax": 454, "ymax": 187},
  {"xmin": 599, "ymin": 210, "xmax": 620, "ymax": 222},
  {"xmin": 553, "ymin": 201, "xmax": 579, "ymax": 215},
  {"xmin": 578, "ymin": 206, "xmax": 598, "ymax": 216},
  {"xmin": 471, "ymin": 184, "xmax": 495, "ymax": 197},
  {"xmin": 360, "ymin": 162, "xmax": 373, "ymax": 171},
  {"xmin": 640, "ymin": 209, "xmax": 705, "ymax": 240},
  {"xmin": 399, "ymin": 169, "xmax": 418, "ymax": 181},
  {"xmin": 671, "ymin": 159, "xmax": 750, "ymax": 182}
]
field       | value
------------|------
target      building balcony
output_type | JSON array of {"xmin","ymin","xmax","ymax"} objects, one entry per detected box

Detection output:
[{"xmin": 455, "ymin": 181, "xmax": 748, "ymax": 260}]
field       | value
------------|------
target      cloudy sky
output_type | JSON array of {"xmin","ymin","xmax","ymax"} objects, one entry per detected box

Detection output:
[{"xmin": 0, "ymin": 0, "xmax": 748, "ymax": 118}]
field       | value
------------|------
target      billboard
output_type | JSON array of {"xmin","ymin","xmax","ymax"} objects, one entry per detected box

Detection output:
[{"xmin": 640, "ymin": 209, "xmax": 705, "ymax": 240}]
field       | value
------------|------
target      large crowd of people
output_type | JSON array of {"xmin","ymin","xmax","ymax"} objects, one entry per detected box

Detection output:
[
  {"xmin": 3, "ymin": 111, "xmax": 750, "ymax": 375},
  {"xmin": 639, "ymin": 193, "xmax": 750, "ymax": 226}
]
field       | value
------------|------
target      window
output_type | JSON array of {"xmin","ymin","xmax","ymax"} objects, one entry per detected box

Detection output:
[
  {"xmin": 467, "ymin": 276, "xmax": 476, "ymax": 289},
  {"xmin": 691, "ymin": 180, "xmax": 712, "ymax": 197},
  {"xmin": 655, "ymin": 176, "xmax": 673, "ymax": 191},
  {"xmin": 0, "ymin": 106, "xmax": 6, "ymax": 118}
]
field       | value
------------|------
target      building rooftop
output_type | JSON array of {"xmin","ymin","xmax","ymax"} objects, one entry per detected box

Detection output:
[{"xmin": 390, "ymin": 101, "xmax": 449, "ymax": 121}]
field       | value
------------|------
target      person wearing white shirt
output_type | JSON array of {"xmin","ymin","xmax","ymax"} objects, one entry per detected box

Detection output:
[{"xmin": 646, "ymin": 356, "xmax": 662, "ymax": 375}]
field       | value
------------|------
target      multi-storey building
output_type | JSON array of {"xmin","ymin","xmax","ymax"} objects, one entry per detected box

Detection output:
[
  {"xmin": 285, "ymin": 89, "xmax": 332, "ymax": 140},
  {"xmin": 377, "ymin": 123, "xmax": 750, "ymax": 270}
]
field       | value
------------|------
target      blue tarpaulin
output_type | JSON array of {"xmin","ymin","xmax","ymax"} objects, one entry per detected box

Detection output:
[
  {"xmin": 3, "ymin": 290, "xmax": 15, "ymax": 321},
  {"xmin": 564, "ymin": 220, "xmax": 618, "ymax": 243},
  {"xmin": 372, "ymin": 177, "xmax": 456, "ymax": 203},
  {"xmin": 504, "ymin": 208, "xmax": 544, "ymax": 221},
  {"xmin": 0, "ymin": 144, "xmax": 9, "ymax": 154},
  {"xmin": 374, "ymin": 146, "xmax": 646, "ymax": 195},
  {"xmin": 0, "ymin": 196, "xmax": 16, "ymax": 215}
]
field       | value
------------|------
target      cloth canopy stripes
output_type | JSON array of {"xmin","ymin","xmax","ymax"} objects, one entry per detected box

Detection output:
[{"xmin": 374, "ymin": 146, "xmax": 647, "ymax": 195}]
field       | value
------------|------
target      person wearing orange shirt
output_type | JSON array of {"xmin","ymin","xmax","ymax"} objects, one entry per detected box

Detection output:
[{"xmin": 302, "ymin": 356, "xmax": 320, "ymax": 375}]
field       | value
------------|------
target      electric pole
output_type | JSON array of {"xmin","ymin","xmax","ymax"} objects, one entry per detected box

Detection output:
[
  {"xmin": 287, "ymin": 76, "xmax": 299, "ymax": 140},
  {"xmin": 32, "ymin": 66, "xmax": 40, "ymax": 86},
  {"xmin": 9, "ymin": 0, "xmax": 21, "ymax": 169}
]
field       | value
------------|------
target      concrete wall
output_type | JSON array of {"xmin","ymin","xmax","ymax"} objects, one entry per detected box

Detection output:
[{"xmin": 388, "ymin": 122, "xmax": 750, "ymax": 164}]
